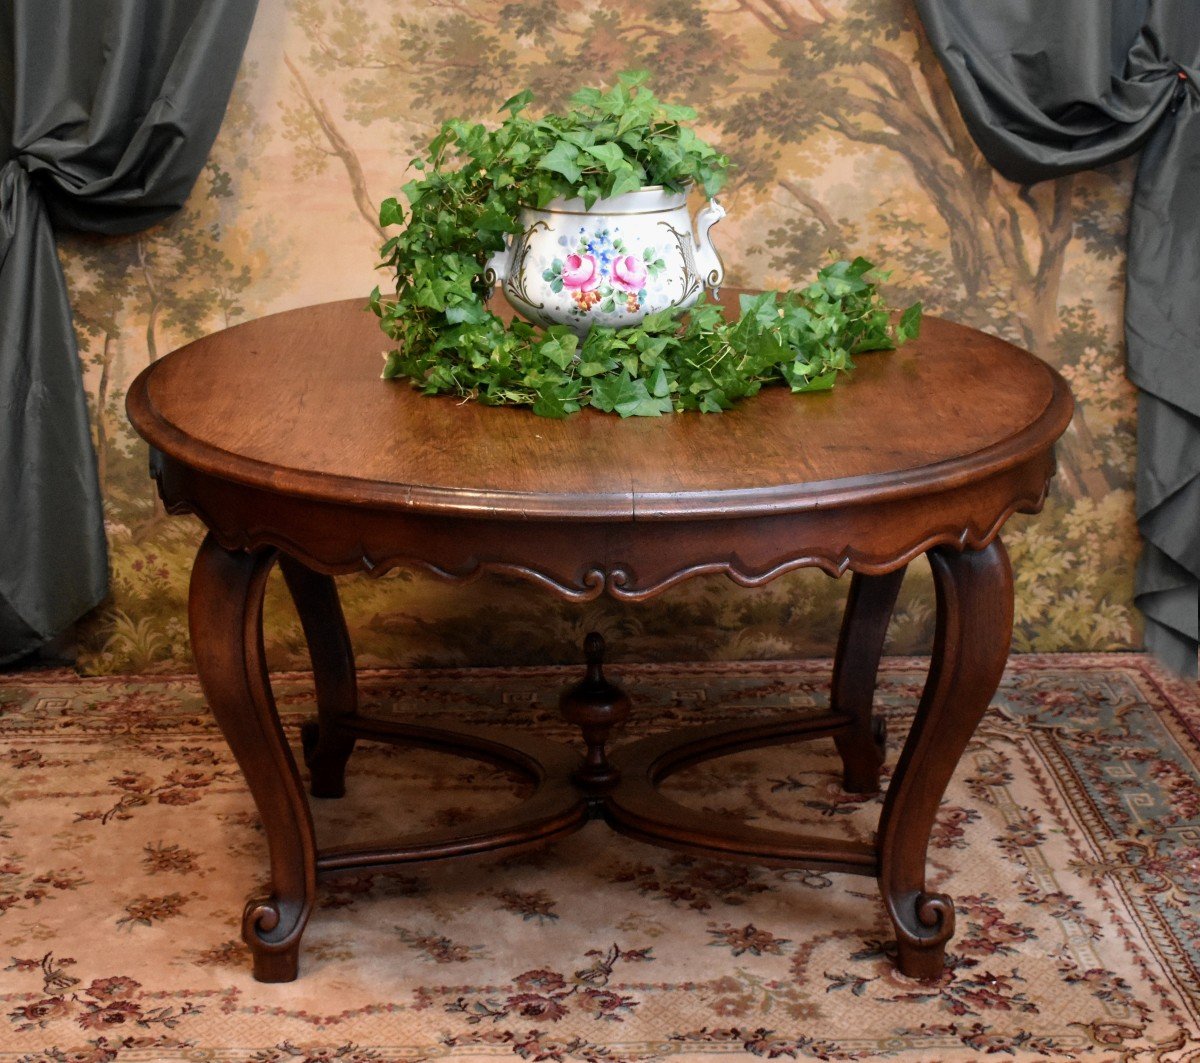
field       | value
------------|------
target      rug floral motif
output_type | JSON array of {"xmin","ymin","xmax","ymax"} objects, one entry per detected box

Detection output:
[{"xmin": 0, "ymin": 654, "xmax": 1198, "ymax": 1061}]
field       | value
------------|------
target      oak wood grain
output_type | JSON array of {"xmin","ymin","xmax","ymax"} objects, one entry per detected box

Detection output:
[{"xmin": 127, "ymin": 292, "xmax": 1072, "ymax": 519}]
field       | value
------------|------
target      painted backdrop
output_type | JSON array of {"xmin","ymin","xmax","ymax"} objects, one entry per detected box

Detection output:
[{"xmin": 66, "ymin": 0, "xmax": 1139, "ymax": 674}]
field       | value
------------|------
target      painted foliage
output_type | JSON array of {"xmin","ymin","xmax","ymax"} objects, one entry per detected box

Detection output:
[{"xmin": 65, "ymin": 0, "xmax": 1139, "ymax": 674}]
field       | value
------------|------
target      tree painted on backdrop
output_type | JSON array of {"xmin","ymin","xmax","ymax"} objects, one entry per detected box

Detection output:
[
  {"xmin": 64, "ymin": 64, "xmax": 288, "ymax": 672},
  {"xmin": 63, "ymin": 158, "xmax": 261, "ymax": 529},
  {"xmin": 62, "ymin": 236, "xmax": 141, "ymax": 500}
]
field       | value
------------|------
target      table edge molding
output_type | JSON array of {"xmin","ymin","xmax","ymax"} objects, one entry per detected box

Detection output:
[{"xmin": 127, "ymin": 355, "xmax": 1074, "ymax": 521}]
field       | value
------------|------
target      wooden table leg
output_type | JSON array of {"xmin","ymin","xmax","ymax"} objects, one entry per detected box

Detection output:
[
  {"xmin": 280, "ymin": 556, "xmax": 358, "ymax": 799},
  {"xmin": 831, "ymin": 567, "xmax": 906, "ymax": 794},
  {"xmin": 876, "ymin": 539, "xmax": 1012, "ymax": 980},
  {"xmin": 189, "ymin": 533, "xmax": 316, "ymax": 983}
]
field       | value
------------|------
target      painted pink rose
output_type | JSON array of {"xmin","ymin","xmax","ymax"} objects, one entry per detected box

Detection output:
[
  {"xmin": 561, "ymin": 252, "xmax": 599, "ymax": 291},
  {"xmin": 611, "ymin": 253, "xmax": 648, "ymax": 293}
]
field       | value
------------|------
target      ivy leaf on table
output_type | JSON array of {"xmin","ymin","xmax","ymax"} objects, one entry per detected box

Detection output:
[{"xmin": 591, "ymin": 372, "xmax": 673, "ymax": 418}]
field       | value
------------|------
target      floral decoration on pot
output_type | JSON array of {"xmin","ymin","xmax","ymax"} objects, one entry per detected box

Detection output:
[{"xmin": 488, "ymin": 188, "xmax": 722, "ymax": 336}]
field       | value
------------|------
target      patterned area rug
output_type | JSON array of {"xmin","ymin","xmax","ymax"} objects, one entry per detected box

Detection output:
[{"xmin": 1, "ymin": 654, "xmax": 1199, "ymax": 1061}]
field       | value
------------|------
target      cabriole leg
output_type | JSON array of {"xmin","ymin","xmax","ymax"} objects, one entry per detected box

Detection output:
[
  {"xmin": 189, "ymin": 534, "xmax": 315, "ymax": 982},
  {"xmin": 832, "ymin": 567, "xmax": 906, "ymax": 793},
  {"xmin": 876, "ymin": 539, "xmax": 1012, "ymax": 980},
  {"xmin": 280, "ymin": 555, "xmax": 358, "ymax": 799}
]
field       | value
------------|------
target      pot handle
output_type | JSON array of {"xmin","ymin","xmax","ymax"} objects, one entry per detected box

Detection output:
[
  {"xmin": 693, "ymin": 198, "xmax": 726, "ymax": 292},
  {"xmin": 484, "ymin": 238, "xmax": 511, "ymax": 287}
]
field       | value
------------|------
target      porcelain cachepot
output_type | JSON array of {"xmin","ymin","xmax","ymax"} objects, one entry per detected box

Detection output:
[{"xmin": 485, "ymin": 185, "xmax": 725, "ymax": 335}]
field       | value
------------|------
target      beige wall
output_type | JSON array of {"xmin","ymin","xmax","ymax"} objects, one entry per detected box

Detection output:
[{"xmin": 66, "ymin": 0, "xmax": 1140, "ymax": 673}]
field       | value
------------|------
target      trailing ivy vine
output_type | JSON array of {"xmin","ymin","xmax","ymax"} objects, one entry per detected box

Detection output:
[{"xmin": 370, "ymin": 71, "xmax": 921, "ymax": 418}]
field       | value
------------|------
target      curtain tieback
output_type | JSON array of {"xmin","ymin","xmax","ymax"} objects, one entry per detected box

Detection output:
[{"xmin": 1169, "ymin": 69, "xmax": 1190, "ymax": 114}]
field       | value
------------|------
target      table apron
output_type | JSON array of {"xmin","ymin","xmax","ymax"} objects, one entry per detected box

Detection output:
[{"xmin": 154, "ymin": 448, "xmax": 1054, "ymax": 601}]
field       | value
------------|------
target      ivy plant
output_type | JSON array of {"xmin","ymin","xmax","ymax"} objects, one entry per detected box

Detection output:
[{"xmin": 370, "ymin": 71, "xmax": 921, "ymax": 418}]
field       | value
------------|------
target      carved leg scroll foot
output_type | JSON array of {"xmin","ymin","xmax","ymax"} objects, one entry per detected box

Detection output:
[
  {"xmin": 877, "ymin": 540, "xmax": 1012, "ymax": 980},
  {"xmin": 190, "ymin": 534, "xmax": 316, "ymax": 983},
  {"xmin": 832, "ymin": 568, "xmax": 906, "ymax": 794},
  {"xmin": 890, "ymin": 890, "xmax": 958, "ymax": 980},
  {"xmin": 281, "ymin": 556, "xmax": 358, "ymax": 799},
  {"xmin": 242, "ymin": 896, "xmax": 304, "ymax": 983}
]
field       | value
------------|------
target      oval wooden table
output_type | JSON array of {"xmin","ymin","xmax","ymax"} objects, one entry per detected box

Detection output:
[{"xmin": 126, "ymin": 291, "xmax": 1073, "ymax": 983}]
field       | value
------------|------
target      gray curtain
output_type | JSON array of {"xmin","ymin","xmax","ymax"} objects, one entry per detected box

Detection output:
[
  {"xmin": 916, "ymin": 0, "xmax": 1199, "ymax": 674},
  {"xmin": 0, "ymin": 0, "xmax": 257, "ymax": 664}
]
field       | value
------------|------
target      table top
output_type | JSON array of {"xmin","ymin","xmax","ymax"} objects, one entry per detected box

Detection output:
[{"xmin": 126, "ymin": 291, "xmax": 1073, "ymax": 521}]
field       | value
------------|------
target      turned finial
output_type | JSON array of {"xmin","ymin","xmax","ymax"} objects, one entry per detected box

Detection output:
[{"xmin": 558, "ymin": 631, "xmax": 631, "ymax": 795}]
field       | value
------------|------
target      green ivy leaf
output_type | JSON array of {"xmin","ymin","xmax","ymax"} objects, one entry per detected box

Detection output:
[
  {"xmin": 540, "ymin": 333, "xmax": 579, "ymax": 370},
  {"xmin": 582, "ymin": 142, "xmax": 626, "ymax": 172},
  {"xmin": 474, "ymin": 207, "xmax": 514, "ymax": 232},
  {"xmin": 444, "ymin": 300, "xmax": 491, "ymax": 325},
  {"xmin": 739, "ymin": 291, "xmax": 780, "ymax": 328},
  {"xmin": 569, "ymin": 86, "xmax": 604, "ymax": 108},
  {"xmin": 589, "ymin": 372, "xmax": 633, "ymax": 413},
  {"xmin": 537, "ymin": 141, "xmax": 582, "ymax": 183},
  {"xmin": 381, "ymin": 349, "xmax": 404, "ymax": 380},
  {"xmin": 609, "ymin": 167, "xmax": 647, "ymax": 197},
  {"xmin": 898, "ymin": 302, "xmax": 923, "ymax": 343},
  {"xmin": 792, "ymin": 371, "xmax": 838, "ymax": 393},
  {"xmin": 500, "ymin": 88, "xmax": 534, "ymax": 116},
  {"xmin": 379, "ymin": 197, "xmax": 404, "ymax": 228},
  {"xmin": 532, "ymin": 393, "xmax": 569, "ymax": 417}
]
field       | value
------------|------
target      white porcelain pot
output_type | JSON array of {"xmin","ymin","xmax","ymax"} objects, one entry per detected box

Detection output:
[{"xmin": 485, "ymin": 185, "xmax": 725, "ymax": 335}]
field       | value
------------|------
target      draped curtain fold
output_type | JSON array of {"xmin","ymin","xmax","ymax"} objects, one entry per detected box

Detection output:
[
  {"xmin": 915, "ymin": 0, "xmax": 1200, "ymax": 674},
  {"xmin": 0, "ymin": 0, "xmax": 257, "ymax": 664}
]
